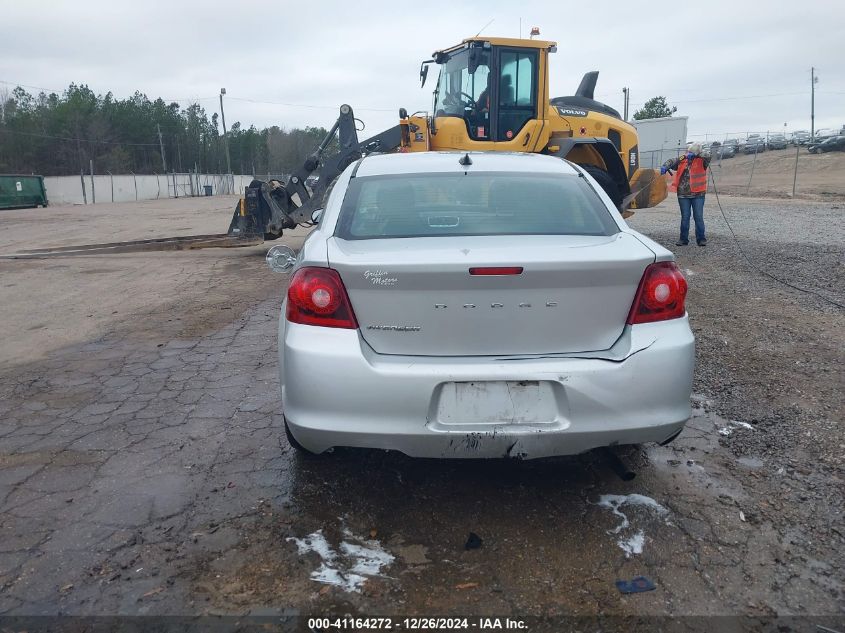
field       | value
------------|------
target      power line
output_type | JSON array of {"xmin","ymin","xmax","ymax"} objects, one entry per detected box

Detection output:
[
  {"xmin": 0, "ymin": 128, "xmax": 159, "ymax": 146},
  {"xmin": 159, "ymin": 96, "xmax": 218, "ymax": 103},
  {"xmin": 0, "ymin": 79, "xmax": 66, "ymax": 93},
  {"xmin": 600, "ymin": 85, "xmax": 844, "ymax": 103},
  {"xmin": 629, "ymin": 89, "xmax": 845, "ymax": 108},
  {"xmin": 7, "ymin": 81, "xmax": 838, "ymax": 116},
  {"xmin": 630, "ymin": 91, "xmax": 803, "ymax": 108},
  {"xmin": 227, "ymin": 96, "xmax": 396, "ymax": 113},
  {"xmin": 0, "ymin": 79, "xmax": 218, "ymax": 104},
  {"xmin": 0, "ymin": 79, "xmax": 396, "ymax": 113}
]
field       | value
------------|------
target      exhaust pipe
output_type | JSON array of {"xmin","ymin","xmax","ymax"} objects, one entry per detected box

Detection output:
[
  {"xmin": 575, "ymin": 71, "xmax": 600, "ymax": 99},
  {"xmin": 600, "ymin": 446, "xmax": 636, "ymax": 481}
]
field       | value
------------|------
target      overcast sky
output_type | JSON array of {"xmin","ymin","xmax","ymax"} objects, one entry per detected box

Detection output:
[{"xmin": 2, "ymin": 0, "xmax": 844, "ymax": 140}]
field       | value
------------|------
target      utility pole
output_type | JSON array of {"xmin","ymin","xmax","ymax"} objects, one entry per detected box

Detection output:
[
  {"xmin": 811, "ymin": 67, "xmax": 818, "ymax": 139},
  {"xmin": 219, "ymin": 88, "xmax": 232, "ymax": 175},
  {"xmin": 156, "ymin": 124, "xmax": 167, "ymax": 172},
  {"xmin": 622, "ymin": 87, "xmax": 629, "ymax": 121},
  {"xmin": 89, "ymin": 159, "xmax": 95, "ymax": 204}
]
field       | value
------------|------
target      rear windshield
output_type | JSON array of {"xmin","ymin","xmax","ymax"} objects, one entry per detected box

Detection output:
[{"xmin": 334, "ymin": 172, "xmax": 619, "ymax": 240}]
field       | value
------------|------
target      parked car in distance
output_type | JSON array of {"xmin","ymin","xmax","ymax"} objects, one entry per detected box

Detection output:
[
  {"xmin": 744, "ymin": 135, "xmax": 766, "ymax": 153},
  {"xmin": 808, "ymin": 135, "xmax": 845, "ymax": 154},
  {"xmin": 721, "ymin": 138, "xmax": 740, "ymax": 157},
  {"xmin": 710, "ymin": 140, "xmax": 735, "ymax": 159},
  {"xmin": 269, "ymin": 151, "xmax": 694, "ymax": 459},
  {"xmin": 767, "ymin": 134, "xmax": 788, "ymax": 150},
  {"xmin": 813, "ymin": 128, "xmax": 837, "ymax": 142},
  {"xmin": 792, "ymin": 130, "xmax": 810, "ymax": 145}
]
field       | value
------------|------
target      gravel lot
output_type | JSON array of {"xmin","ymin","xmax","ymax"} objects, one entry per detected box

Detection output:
[{"xmin": 0, "ymin": 194, "xmax": 842, "ymax": 624}]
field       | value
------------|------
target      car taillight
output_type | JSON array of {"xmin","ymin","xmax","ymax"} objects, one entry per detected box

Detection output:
[
  {"xmin": 287, "ymin": 267, "xmax": 358, "ymax": 329},
  {"xmin": 627, "ymin": 261, "xmax": 688, "ymax": 324}
]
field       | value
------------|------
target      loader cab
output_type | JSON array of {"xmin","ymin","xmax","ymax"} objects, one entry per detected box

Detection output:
[{"xmin": 429, "ymin": 37, "xmax": 554, "ymax": 150}]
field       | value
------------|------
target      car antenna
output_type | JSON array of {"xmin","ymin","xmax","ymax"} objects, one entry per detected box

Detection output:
[{"xmin": 458, "ymin": 153, "xmax": 473, "ymax": 167}]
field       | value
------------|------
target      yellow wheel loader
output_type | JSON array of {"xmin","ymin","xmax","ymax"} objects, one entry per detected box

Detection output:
[{"xmin": 228, "ymin": 36, "xmax": 666, "ymax": 239}]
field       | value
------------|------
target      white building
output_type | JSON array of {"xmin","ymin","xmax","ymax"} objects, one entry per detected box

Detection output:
[{"xmin": 632, "ymin": 116, "xmax": 688, "ymax": 169}]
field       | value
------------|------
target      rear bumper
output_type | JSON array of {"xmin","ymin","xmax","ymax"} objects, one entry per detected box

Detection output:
[{"xmin": 279, "ymin": 317, "xmax": 695, "ymax": 459}]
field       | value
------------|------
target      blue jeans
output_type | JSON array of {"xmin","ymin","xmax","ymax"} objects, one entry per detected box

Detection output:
[{"xmin": 678, "ymin": 195, "xmax": 706, "ymax": 243}]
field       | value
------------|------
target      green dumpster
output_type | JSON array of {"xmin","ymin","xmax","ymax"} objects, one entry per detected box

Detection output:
[{"xmin": 0, "ymin": 174, "xmax": 48, "ymax": 210}]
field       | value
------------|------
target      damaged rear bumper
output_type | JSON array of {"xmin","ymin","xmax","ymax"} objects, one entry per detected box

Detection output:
[{"xmin": 280, "ymin": 317, "xmax": 694, "ymax": 459}]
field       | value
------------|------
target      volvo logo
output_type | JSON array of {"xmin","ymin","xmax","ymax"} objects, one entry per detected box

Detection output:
[{"xmin": 557, "ymin": 107, "xmax": 588, "ymax": 117}]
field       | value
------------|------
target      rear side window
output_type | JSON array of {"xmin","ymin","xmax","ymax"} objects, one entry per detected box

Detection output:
[{"xmin": 335, "ymin": 172, "xmax": 618, "ymax": 239}]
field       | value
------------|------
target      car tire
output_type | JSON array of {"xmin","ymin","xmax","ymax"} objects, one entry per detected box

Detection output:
[
  {"xmin": 577, "ymin": 163, "xmax": 623, "ymax": 209},
  {"xmin": 284, "ymin": 418, "xmax": 325, "ymax": 458}
]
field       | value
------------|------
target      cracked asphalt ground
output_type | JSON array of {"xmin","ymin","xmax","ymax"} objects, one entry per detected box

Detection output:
[{"xmin": 0, "ymin": 195, "xmax": 841, "ymax": 618}]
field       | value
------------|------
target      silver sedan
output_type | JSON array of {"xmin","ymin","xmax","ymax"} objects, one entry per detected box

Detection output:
[{"xmin": 269, "ymin": 151, "xmax": 694, "ymax": 459}]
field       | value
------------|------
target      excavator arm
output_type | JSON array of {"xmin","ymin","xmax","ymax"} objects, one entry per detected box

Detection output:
[{"xmin": 227, "ymin": 104, "xmax": 403, "ymax": 239}]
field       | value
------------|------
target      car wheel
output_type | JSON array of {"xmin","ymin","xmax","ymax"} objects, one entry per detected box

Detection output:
[
  {"xmin": 577, "ymin": 163, "xmax": 623, "ymax": 210},
  {"xmin": 284, "ymin": 418, "xmax": 325, "ymax": 457}
]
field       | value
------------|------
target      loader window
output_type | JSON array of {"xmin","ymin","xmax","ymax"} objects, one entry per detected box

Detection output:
[
  {"xmin": 497, "ymin": 49, "xmax": 537, "ymax": 141},
  {"xmin": 433, "ymin": 47, "xmax": 491, "ymax": 140}
]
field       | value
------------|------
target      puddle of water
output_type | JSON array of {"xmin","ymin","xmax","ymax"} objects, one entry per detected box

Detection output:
[
  {"xmin": 595, "ymin": 494, "xmax": 670, "ymax": 557},
  {"xmin": 716, "ymin": 418, "xmax": 754, "ymax": 436},
  {"xmin": 619, "ymin": 531, "xmax": 646, "ymax": 557},
  {"xmin": 690, "ymin": 394, "xmax": 753, "ymax": 436},
  {"xmin": 340, "ymin": 541, "xmax": 394, "ymax": 577},
  {"xmin": 288, "ymin": 530, "xmax": 335, "ymax": 562},
  {"xmin": 287, "ymin": 528, "xmax": 394, "ymax": 592}
]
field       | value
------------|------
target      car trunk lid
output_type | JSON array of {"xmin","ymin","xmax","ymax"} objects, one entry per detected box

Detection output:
[{"xmin": 327, "ymin": 233, "xmax": 655, "ymax": 356}]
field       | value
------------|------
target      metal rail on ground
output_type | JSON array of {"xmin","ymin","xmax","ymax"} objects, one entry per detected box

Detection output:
[{"xmin": 0, "ymin": 234, "xmax": 263, "ymax": 259}]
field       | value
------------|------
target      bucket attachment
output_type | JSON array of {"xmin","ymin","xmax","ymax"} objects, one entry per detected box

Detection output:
[
  {"xmin": 625, "ymin": 168, "xmax": 668, "ymax": 210},
  {"xmin": 227, "ymin": 179, "xmax": 296, "ymax": 241}
]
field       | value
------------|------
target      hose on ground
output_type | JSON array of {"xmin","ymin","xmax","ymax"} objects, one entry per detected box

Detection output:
[{"xmin": 707, "ymin": 167, "xmax": 844, "ymax": 309}]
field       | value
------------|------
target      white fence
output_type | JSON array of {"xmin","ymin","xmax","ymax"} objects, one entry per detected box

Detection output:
[{"xmin": 44, "ymin": 173, "xmax": 257, "ymax": 206}]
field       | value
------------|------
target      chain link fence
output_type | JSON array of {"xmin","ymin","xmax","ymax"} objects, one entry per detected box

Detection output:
[{"xmin": 641, "ymin": 143, "xmax": 844, "ymax": 199}]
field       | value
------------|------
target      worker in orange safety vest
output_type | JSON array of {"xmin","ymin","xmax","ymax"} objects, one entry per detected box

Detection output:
[{"xmin": 661, "ymin": 142, "xmax": 711, "ymax": 246}]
